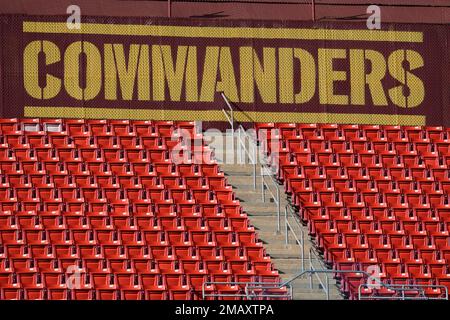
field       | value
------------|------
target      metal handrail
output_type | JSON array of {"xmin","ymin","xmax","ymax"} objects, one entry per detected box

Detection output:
[
  {"xmin": 220, "ymin": 93, "xmax": 258, "ymax": 188},
  {"xmin": 220, "ymin": 92, "xmax": 235, "ymax": 153},
  {"xmin": 284, "ymin": 205, "xmax": 305, "ymax": 272},
  {"xmin": 202, "ymin": 281, "xmax": 293, "ymax": 300},
  {"xmin": 202, "ymin": 266, "xmax": 449, "ymax": 300},
  {"xmin": 358, "ymin": 283, "xmax": 449, "ymax": 300},
  {"xmin": 261, "ymin": 165, "xmax": 281, "ymax": 231},
  {"xmin": 306, "ymin": 247, "xmax": 449, "ymax": 300},
  {"xmin": 308, "ymin": 247, "xmax": 332, "ymax": 298},
  {"xmin": 236, "ymin": 125, "xmax": 257, "ymax": 188},
  {"xmin": 221, "ymin": 92, "xmax": 234, "ymax": 130}
]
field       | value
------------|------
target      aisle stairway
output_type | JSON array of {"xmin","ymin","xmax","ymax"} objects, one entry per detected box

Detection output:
[
  {"xmin": 205, "ymin": 127, "xmax": 343, "ymax": 299},
  {"xmin": 219, "ymin": 162, "xmax": 343, "ymax": 300}
]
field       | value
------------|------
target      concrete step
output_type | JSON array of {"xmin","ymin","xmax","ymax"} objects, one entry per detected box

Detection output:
[{"xmin": 221, "ymin": 161, "xmax": 344, "ymax": 300}]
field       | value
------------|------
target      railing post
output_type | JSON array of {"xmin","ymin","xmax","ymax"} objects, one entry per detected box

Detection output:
[
  {"xmin": 325, "ymin": 274, "xmax": 330, "ymax": 300},
  {"xmin": 230, "ymin": 118, "xmax": 234, "ymax": 157},
  {"xmin": 309, "ymin": 251, "xmax": 313, "ymax": 289},
  {"xmin": 237, "ymin": 127, "xmax": 242, "ymax": 164},
  {"xmin": 252, "ymin": 137, "xmax": 257, "ymax": 189},
  {"xmin": 261, "ymin": 176, "xmax": 265, "ymax": 202},
  {"xmin": 284, "ymin": 207, "xmax": 288, "ymax": 245},
  {"xmin": 276, "ymin": 187, "xmax": 280, "ymax": 227},
  {"xmin": 301, "ymin": 228, "xmax": 305, "ymax": 272}
]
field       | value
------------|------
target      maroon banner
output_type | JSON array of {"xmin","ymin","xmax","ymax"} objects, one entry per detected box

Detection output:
[{"xmin": 0, "ymin": 14, "xmax": 448, "ymax": 125}]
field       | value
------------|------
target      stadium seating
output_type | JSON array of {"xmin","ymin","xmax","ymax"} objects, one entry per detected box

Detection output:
[
  {"xmin": 257, "ymin": 122, "xmax": 450, "ymax": 299},
  {"xmin": 0, "ymin": 118, "xmax": 283, "ymax": 300}
]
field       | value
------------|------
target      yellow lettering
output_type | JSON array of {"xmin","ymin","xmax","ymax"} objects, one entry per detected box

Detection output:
[{"xmin": 24, "ymin": 40, "xmax": 61, "ymax": 99}]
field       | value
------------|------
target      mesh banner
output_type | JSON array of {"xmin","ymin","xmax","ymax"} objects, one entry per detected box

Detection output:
[{"xmin": 0, "ymin": 14, "xmax": 448, "ymax": 125}]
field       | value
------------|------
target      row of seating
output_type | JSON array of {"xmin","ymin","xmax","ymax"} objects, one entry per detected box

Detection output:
[
  {"xmin": 256, "ymin": 122, "xmax": 450, "ymax": 142},
  {"xmin": 0, "ymin": 244, "xmax": 265, "ymax": 260},
  {"xmin": 0, "ymin": 119, "xmax": 189, "ymax": 138}
]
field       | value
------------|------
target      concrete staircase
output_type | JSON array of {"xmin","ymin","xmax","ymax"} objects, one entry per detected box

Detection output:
[{"xmin": 219, "ymin": 163, "xmax": 344, "ymax": 300}]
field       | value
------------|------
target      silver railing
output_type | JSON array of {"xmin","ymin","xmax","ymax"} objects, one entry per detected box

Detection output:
[
  {"xmin": 304, "ymin": 246, "xmax": 448, "ymax": 300},
  {"xmin": 284, "ymin": 205, "xmax": 305, "ymax": 272},
  {"xmin": 260, "ymin": 165, "xmax": 281, "ymax": 232},
  {"xmin": 202, "ymin": 281, "xmax": 293, "ymax": 300},
  {"xmin": 221, "ymin": 92, "xmax": 234, "ymax": 152},
  {"xmin": 307, "ymin": 247, "xmax": 336, "ymax": 300},
  {"xmin": 236, "ymin": 124, "xmax": 257, "ymax": 189},
  {"xmin": 358, "ymin": 283, "xmax": 448, "ymax": 300},
  {"xmin": 220, "ymin": 92, "xmax": 258, "ymax": 189}
]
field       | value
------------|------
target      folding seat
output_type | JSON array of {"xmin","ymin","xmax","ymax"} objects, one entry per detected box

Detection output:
[
  {"xmin": 213, "ymin": 284, "xmax": 244, "ymax": 301},
  {"xmin": 108, "ymin": 120, "xmax": 132, "ymax": 136},
  {"xmin": 91, "ymin": 273, "xmax": 117, "ymax": 290},
  {"xmin": 64, "ymin": 119, "xmax": 86, "ymax": 135},
  {"xmin": 0, "ymin": 244, "xmax": 16, "ymax": 261},
  {"xmin": 319, "ymin": 233, "xmax": 347, "ymax": 263},
  {"xmin": 333, "ymin": 248, "xmax": 356, "ymax": 271},
  {"xmin": 133, "ymin": 120, "xmax": 157, "ymax": 137},
  {"xmin": 133, "ymin": 258, "xmax": 159, "ymax": 274},
  {"xmin": 414, "ymin": 236, "xmax": 437, "ymax": 252},
  {"xmin": 354, "ymin": 247, "xmax": 378, "ymax": 264},
  {"xmin": 0, "ymin": 228, "xmax": 25, "ymax": 245},
  {"xmin": 166, "ymin": 274, "xmax": 192, "ymax": 299},
  {"xmin": 93, "ymin": 289, "xmax": 122, "ymax": 300},
  {"xmin": 19, "ymin": 272, "xmax": 45, "ymax": 291},
  {"xmin": 72, "ymin": 229, "xmax": 98, "ymax": 246},
  {"xmin": 121, "ymin": 289, "xmax": 146, "ymax": 300},
  {"xmin": 0, "ymin": 118, "xmax": 19, "ymax": 132},
  {"xmin": 158, "ymin": 259, "xmax": 184, "ymax": 276},
  {"xmin": 85, "ymin": 120, "xmax": 108, "ymax": 135},
  {"xmin": 81, "ymin": 187, "xmax": 106, "ymax": 205},
  {"xmin": 74, "ymin": 244, "xmax": 100, "ymax": 260},
  {"xmin": 45, "ymin": 288, "xmax": 70, "ymax": 300},
  {"xmin": 1, "ymin": 288, "xmax": 26, "ymax": 300},
  {"xmin": 214, "ymin": 231, "xmax": 241, "ymax": 248},
  {"xmin": 192, "ymin": 189, "xmax": 217, "ymax": 205},
  {"xmin": 140, "ymin": 229, "xmax": 167, "ymax": 246},
  {"xmin": 18, "ymin": 288, "xmax": 48, "ymax": 300},
  {"xmin": 143, "ymin": 286, "xmax": 169, "ymax": 300},
  {"xmin": 0, "ymin": 272, "xmax": 21, "ymax": 289},
  {"xmin": 388, "ymin": 263, "xmax": 413, "ymax": 285},
  {"xmin": 189, "ymin": 274, "xmax": 214, "ymax": 299},
  {"xmin": 315, "ymin": 210, "xmax": 340, "ymax": 231},
  {"xmin": 54, "ymin": 244, "xmax": 79, "ymax": 259},
  {"xmin": 155, "ymin": 121, "xmax": 175, "ymax": 137},
  {"xmin": 6, "ymin": 132, "xmax": 30, "ymax": 149},
  {"xmin": 0, "ymin": 256, "xmax": 13, "ymax": 272},
  {"xmin": 83, "ymin": 258, "xmax": 109, "ymax": 273},
  {"xmin": 199, "ymin": 246, "xmax": 222, "ymax": 262},
  {"xmin": 116, "ymin": 272, "xmax": 141, "ymax": 291},
  {"xmin": 340, "ymin": 264, "xmax": 385, "ymax": 298},
  {"xmin": 66, "ymin": 162, "xmax": 90, "ymax": 177},
  {"xmin": 80, "ymin": 147, "xmax": 104, "ymax": 164},
  {"xmin": 231, "ymin": 260, "xmax": 257, "ymax": 281},
  {"xmin": 174, "ymin": 246, "xmax": 201, "ymax": 263},
  {"xmin": 120, "ymin": 229, "xmax": 147, "ymax": 246},
  {"xmin": 70, "ymin": 289, "xmax": 97, "ymax": 300},
  {"xmin": 14, "ymin": 147, "xmax": 38, "ymax": 162},
  {"xmin": 89, "ymin": 163, "xmax": 116, "ymax": 179},
  {"xmin": 170, "ymin": 189, "xmax": 192, "ymax": 205},
  {"xmin": 145, "ymin": 189, "xmax": 170, "ymax": 205}
]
